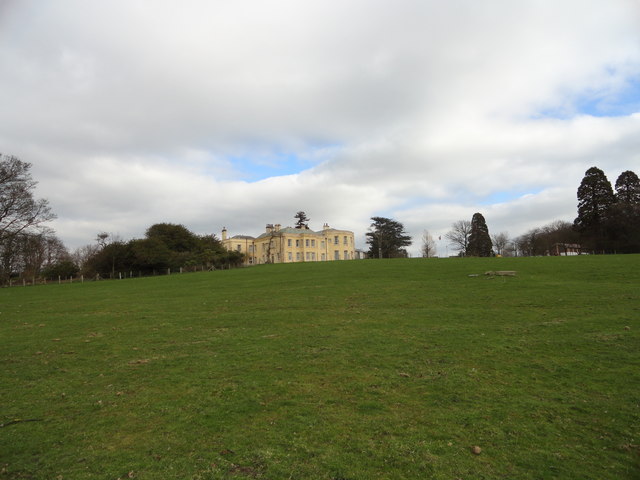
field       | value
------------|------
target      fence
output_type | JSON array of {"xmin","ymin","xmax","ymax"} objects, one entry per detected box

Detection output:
[{"xmin": 1, "ymin": 263, "xmax": 243, "ymax": 288}]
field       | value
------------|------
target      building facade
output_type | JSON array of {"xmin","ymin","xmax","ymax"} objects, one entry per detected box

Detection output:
[{"xmin": 222, "ymin": 223, "xmax": 356, "ymax": 265}]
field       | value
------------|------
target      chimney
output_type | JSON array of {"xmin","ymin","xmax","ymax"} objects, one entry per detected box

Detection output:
[
  {"xmin": 222, "ymin": 227, "xmax": 228, "ymax": 241},
  {"xmin": 274, "ymin": 224, "xmax": 281, "ymax": 232},
  {"xmin": 266, "ymin": 224, "xmax": 274, "ymax": 233},
  {"xmin": 323, "ymin": 223, "xmax": 330, "ymax": 230}
]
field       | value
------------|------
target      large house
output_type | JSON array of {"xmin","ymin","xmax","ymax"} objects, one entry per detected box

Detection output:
[{"xmin": 222, "ymin": 223, "xmax": 356, "ymax": 265}]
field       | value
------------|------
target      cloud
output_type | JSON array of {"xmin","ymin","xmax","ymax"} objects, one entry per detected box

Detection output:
[{"xmin": 1, "ymin": 0, "xmax": 639, "ymax": 256}]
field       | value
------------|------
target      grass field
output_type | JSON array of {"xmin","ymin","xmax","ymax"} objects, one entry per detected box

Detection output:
[{"xmin": 1, "ymin": 256, "xmax": 639, "ymax": 479}]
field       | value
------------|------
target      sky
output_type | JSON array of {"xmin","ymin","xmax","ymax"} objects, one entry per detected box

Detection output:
[{"xmin": 1, "ymin": 0, "xmax": 639, "ymax": 257}]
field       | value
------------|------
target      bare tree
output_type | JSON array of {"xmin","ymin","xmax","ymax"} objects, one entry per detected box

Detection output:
[
  {"xmin": 421, "ymin": 230, "xmax": 437, "ymax": 258},
  {"xmin": 0, "ymin": 229, "xmax": 69, "ymax": 281},
  {"xmin": 1, "ymin": 155, "xmax": 56, "ymax": 284},
  {"xmin": 491, "ymin": 231, "xmax": 510, "ymax": 256},
  {"xmin": 72, "ymin": 244, "xmax": 100, "ymax": 271},
  {"xmin": 1, "ymin": 155, "xmax": 55, "ymax": 241},
  {"xmin": 445, "ymin": 220, "xmax": 471, "ymax": 255}
]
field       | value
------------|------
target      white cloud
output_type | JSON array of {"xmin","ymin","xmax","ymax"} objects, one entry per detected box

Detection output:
[{"xmin": 1, "ymin": 0, "xmax": 639, "ymax": 257}]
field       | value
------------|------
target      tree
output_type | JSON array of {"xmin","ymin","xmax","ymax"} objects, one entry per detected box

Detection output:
[
  {"xmin": 146, "ymin": 223, "xmax": 199, "ymax": 252},
  {"xmin": 491, "ymin": 232, "xmax": 510, "ymax": 256},
  {"xmin": 514, "ymin": 220, "xmax": 580, "ymax": 256},
  {"xmin": 84, "ymin": 240, "xmax": 130, "ymax": 278},
  {"xmin": 72, "ymin": 244, "xmax": 100, "ymax": 273},
  {"xmin": 294, "ymin": 211, "xmax": 310, "ymax": 229},
  {"xmin": 1, "ymin": 155, "xmax": 56, "ymax": 283},
  {"xmin": 420, "ymin": 230, "xmax": 437, "ymax": 258},
  {"xmin": 615, "ymin": 170, "xmax": 640, "ymax": 205},
  {"xmin": 42, "ymin": 259, "xmax": 79, "ymax": 279},
  {"xmin": 366, "ymin": 217, "xmax": 412, "ymax": 258},
  {"xmin": 128, "ymin": 237, "xmax": 172, "ymax": 273},
  {"xmin": 573, "ymin": 167, "xmax": 615, "ymax": 252},
  {"xmin": 445, "ymin": 220, "xmax": 471, "ymax": 256},
  {"xmin": 609, "ymin": 170, "xmax": 640, "ymax": 253},
  {"xmin": 466, "ymin": 212, "xmax": 492, "ymax": 257},
  {"xmin": 0, "ymin": 155, "xmax": 55, "ymax": 240}
]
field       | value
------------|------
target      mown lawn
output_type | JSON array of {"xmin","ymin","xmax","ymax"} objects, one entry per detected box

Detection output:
[{"xmin": 1, "ymin": 256, "xmax": 639, "ymax": 479}]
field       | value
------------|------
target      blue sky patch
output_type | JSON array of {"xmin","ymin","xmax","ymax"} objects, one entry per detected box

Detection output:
[
  {"xmin": 478, "ymin": 188, "xmax": 543, "ymax": 205},
  {"xmin": 576, "ymin": 78, "xmax": 640, "ymax": 117},
  {"xmin": 533, "ymin": 76, "xmax": 640, "ymax": 120},
  {"xmin": 228, "ymin": 144, "xmax": 342, "ymax": 181}
]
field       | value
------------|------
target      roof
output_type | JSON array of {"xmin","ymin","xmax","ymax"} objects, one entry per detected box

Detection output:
[
  {"xmin": 231, "ymin": 235, "xmax": 255, "ymax": 240},
  {"xmin": 255, "ymin": 227, "xmax": 325, "ymax": 239}
]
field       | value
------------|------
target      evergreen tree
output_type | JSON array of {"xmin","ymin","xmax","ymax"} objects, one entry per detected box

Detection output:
[
  {"xmin": 366, "ymin": 217, "xmax": 412, "ymax": 258},
  {"xmin": 615, "ymin": 170, "xmax": 640, "ymax": 204},
  {"xmin": 610, "ymin": 170, "xmax": 640, "ymax": 253},
  {"xmin": 466, "ymin": 212, "xmax": 492, "ymax": 257},
  {"xmin": 573, "ymin": 167, "xmax": 615, "ymax": 252},
  {"xmin": 294, "ymin": 211, "xmax": 310, "ymax": 229}
]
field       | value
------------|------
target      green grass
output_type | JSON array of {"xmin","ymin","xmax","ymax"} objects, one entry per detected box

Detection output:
[{"xmin": 1, "ymin": 256, "xmax": 639, "ymax": 479}]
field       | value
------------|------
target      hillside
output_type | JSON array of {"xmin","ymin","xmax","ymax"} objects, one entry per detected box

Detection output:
[{"xmin": 1, "ymin": 256, "xmax": 639, "ymax": 479}]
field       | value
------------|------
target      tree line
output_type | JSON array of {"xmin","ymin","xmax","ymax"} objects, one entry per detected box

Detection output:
[
  {"xmin": 0, "ymin": 154, "xmax": 243, "ymax": 285},
  {"xmin": 80, "ymin": 224, "xmax": 244, "ymax": 279},
  {"xmin": 2, "ymin": 153, "xmax": 638, "ymax": 284},
  {"xmin": 573, "ymin": 167, "xmax": 640, "ymax": 253},
  {"xmin": 436, "ymin": 167, "xmax": 640, "ymax": 257}
]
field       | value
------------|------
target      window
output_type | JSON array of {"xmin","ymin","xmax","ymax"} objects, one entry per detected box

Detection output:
[
  {"xmin": 311, "ymin": 252, "xmax": 316, "ymax": 261},
  {"xmin": 305, "ymin": 239, "xmax": 309, "ymax": 247},
  {"xmin": 296, "ymin": 239, "xmax": 300, "ymax": 247},
  {"xmin": 334, "ymin": 236, "xmax": 339, "ymax": 245},
  {"xmin": 296, "ymin": 252, "xmax": 301, "ymax": 261},
  {"xmin": 343, "ymin": 236, "xmax": 347, "ymax": 245},
  {"xmin": 321, "ymin": 253, "xmax": 326, "ymax": 261},
  {"xmin": 288, "ymin": 252, "xmax": 292, "ymax": 261},
  {"xmin": 334, "ymin": 250, "xmax": 340, "ymax": 260},
  {"xmin": 321, "ymin": 241, "xmax": 325, "ymax": 249},
  {"xmin": 288, "ymin": 239, "xmax": 292, "ymax": 247},
  {"xmin": 311, "ymin": 239, "xmax": 316, "ymax": 247},
  {"xmin": 344, "ymin": 250, "xmax": 348, "ymax": 260},
  {"xmin": 236, "ymin": 244, "xmax": 241, "ymax": 251},
  {"xmin": 306, "ymin": 252, "xmax": 310, "ymax": 260}
]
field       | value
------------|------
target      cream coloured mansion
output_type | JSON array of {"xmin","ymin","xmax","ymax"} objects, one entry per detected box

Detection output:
[{"xmin": 222, "ymin": 223, "xmax": 357, "ymax": 265}]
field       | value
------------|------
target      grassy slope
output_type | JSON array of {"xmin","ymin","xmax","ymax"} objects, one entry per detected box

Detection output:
[{"xmin": 1, "ymin": 256, "xmax": 639, "ymax": 479}]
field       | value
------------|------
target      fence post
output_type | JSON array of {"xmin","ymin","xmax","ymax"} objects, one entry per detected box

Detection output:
[
  {"xmin": 81, "ymin": 275, "xmax": 84, "ymax": 283},
  {"xmin": 23, "ymin": 279, "xmax": 26, "ymax": 287},
  {"xmin": 119, "ymin": 272, "xmax": 122, "ymax": 280},
  {"xmin": 167, "ymin": 268, "xmax": 171, "ymax": 275},
  {"xmin": 58, "ymin": 275, "xmax": 61, "ymax": 284}
]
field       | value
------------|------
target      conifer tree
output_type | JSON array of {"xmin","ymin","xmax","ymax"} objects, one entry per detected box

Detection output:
[
  {"xmin": 573, "ymin": 167, "xmax": 615, "ymax": 252},
  {"xmin": 610, "ymin": 170, "xmax": 640, "ymax": 253},
  {"xmin": 366, "ymin": 217, "xmax": 412, "ymax": 258},
  {"xmin": 294, "ymin": 211, "xmax": 310, "ymax": 229},
  {"xmin": 615, "ymin": 170, "xmax": 640, "ymax": 205},
  {"xmin": 466, "ymin": 212, "xmax": 492, "ymax": 257}
]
